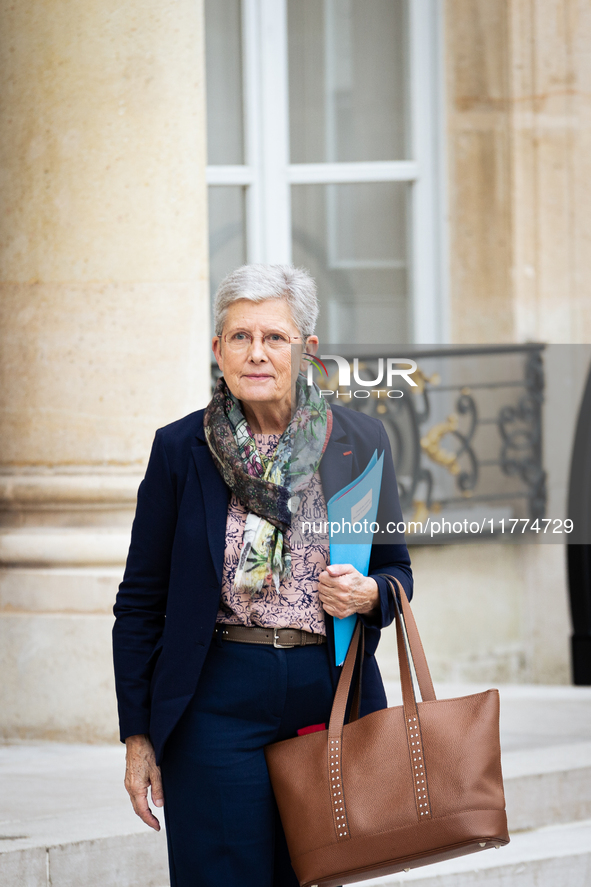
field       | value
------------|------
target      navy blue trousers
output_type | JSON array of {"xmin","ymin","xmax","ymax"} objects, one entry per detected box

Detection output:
[{"xmin": 160, "ymin": 635, "xmax": 338, "ymax": 887}]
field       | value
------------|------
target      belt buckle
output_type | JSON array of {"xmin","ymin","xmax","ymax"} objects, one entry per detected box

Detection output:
[{"xmin": 273, "ymin": 628, "xmax": 296, "ymax": 649}]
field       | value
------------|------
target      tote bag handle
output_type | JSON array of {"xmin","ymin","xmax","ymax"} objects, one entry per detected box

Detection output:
[
  {"xmin": 326, "ymin": 575, "xmax": 439, "ymax": 833},
  {"xmin": 328, "ymin": 575, "xmax": 436, "ymax": 739}
]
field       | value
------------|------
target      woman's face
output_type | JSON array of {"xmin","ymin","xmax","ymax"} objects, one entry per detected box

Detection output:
[{"xmin": 212, "ymin": 298, "xmax": 318, "ymax": 408}]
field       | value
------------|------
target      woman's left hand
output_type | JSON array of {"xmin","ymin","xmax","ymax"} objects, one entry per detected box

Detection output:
[{"xmin": 318, "ymin": 564, "xmax": 379, "ymax": 619}]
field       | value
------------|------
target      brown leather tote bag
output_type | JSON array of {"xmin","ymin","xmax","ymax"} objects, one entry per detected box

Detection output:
[{"xmin": 264, "ymin": 576, "xmax": 510, "ymax": 887}]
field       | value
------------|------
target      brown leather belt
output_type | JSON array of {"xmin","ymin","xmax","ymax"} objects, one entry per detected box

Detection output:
[{"xmin": 214, "ymin": 623, "xmax": 326, "ymax": 649}]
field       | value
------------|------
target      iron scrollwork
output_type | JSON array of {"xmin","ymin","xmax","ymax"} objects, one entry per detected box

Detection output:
[
  {"xmin": 316, "ymin": 345, "xmax": 547, "ymax": 538},
  {"xmin": 498, "ymin": 350, "xmax": 546, "ymax": 518}
]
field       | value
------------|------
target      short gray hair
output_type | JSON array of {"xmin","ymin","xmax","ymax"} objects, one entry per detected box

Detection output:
[{"xmin": 213, "ymin": 264, "xmax": 319, "ymax": 338}]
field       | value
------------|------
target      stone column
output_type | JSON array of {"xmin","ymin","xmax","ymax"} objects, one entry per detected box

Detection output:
[
  {"xmin": 445, "ymin": 0, "xmax": 591, "ymax": 344},
  {"xmin": 509, "ymin": 0, "xmax": 591, "ymax": 344},
  {"xmin": 0, "ymin": 0, "xmax": 210, "ymax": 740},
  {"xmin": 445, "ymin": 0, "xmax": 514, "ymax": 343}
]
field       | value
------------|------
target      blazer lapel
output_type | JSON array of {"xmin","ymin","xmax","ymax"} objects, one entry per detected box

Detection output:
[
  {"xmin": 318, "ymin": 407, "xmax": 365, "ymax": 669},
  {"xmin": 192, "ymin": 422, "xmax": 230, "ymax": 585},
  {"xmin": 318, "ymin": 407, "xmax": 356, "ymax": 503}
]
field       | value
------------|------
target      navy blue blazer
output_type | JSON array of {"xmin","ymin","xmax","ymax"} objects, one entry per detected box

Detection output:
[{"xmin": 112, "ymin": 403, "xmax": 413, "ymax": 765}]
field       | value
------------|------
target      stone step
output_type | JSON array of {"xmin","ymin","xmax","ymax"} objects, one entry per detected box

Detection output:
[
  {"xmin": 1, "ymin": 829, "xmax": 168, "ymax": 887},
  {"xmin": 1, "ymin": 751, "xmax": 589, "ymax": 887},
  {"xmin": 503, "ymin": 740, "xmax": 591, "ymax": 831},
  {"xmin": 0, "ymin": 742, "xmax": 168, "ymax": 887},
  {"xmin": 364, "ymin": 818, "xmax": 591, "ymax": 887},
  {"xmin": 2, "ymin": 683, "xmax": 591, "ymax": 886},
  {"xmin": 5, "ymin": 818, "xmax": 590, "ymax": 887}
]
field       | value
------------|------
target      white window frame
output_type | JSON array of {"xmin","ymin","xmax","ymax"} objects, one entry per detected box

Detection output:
[{"xmin": 206, "ymin": 0, "xmax": 447, "ymax": 343}]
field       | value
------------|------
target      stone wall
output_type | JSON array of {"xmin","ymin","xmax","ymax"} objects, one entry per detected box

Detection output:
[{"xmin": 446, "ymin": 0, "xmax": 591, "ymax": 344}]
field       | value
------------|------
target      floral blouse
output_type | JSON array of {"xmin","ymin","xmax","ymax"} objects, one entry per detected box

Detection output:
[{"xmin": 217, "ymin": 433, "xmax": 329, "ymax": 635}]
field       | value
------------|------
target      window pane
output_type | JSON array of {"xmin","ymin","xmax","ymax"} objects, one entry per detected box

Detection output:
[
  {"xmin": 208, "ymin": 187, "xmax": 247, "ymax": 312},
  {"xmin": 205, "ymin": 0, "xmax": 244, "ymax": 164},
  {"xmin": 288, "ymin": 0, "xmax": 408, "ymax": 163},
  {"xmin": 291, "ymin": 182, "xmax": 410, "ymax": 343}
]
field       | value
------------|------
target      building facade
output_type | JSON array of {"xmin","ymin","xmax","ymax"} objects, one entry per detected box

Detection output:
[{"xmin": 1, "ymin": 0, "xmax": 590, "ymax": 740}]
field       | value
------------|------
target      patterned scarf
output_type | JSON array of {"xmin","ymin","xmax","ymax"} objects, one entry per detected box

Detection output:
[{"xmin": 204, "ymin": 374, "xmax": 332, "ymax": 595}]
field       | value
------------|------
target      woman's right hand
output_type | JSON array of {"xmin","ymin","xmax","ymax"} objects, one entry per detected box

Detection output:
[{"xmin": 124, "ymin": 733, "xmax": 164, "ymax": 831}]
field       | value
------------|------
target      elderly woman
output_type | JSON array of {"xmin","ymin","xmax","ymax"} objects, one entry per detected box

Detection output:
[{"xmin": 112, "ymin": 264, "xmax": 412, "ymax": 887}]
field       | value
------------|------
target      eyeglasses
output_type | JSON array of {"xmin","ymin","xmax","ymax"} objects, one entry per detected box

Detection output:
[{"xmin": 220, "ymin": 330, "xmax": 302, "ymax": 352}]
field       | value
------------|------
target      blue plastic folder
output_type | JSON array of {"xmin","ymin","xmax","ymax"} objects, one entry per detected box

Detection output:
[{"xmin": 327, "ymin": 449, "xmax": 384, "ymax": 665}]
